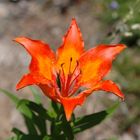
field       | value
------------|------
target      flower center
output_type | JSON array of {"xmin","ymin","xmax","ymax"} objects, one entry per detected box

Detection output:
[{"xmin": 58, "ymin": 57, "xmax": 81, "ymax": 97}]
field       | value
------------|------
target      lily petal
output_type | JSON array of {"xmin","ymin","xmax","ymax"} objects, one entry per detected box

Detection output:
[
  {"xmin": 56, "ymin": 19, "xmax": 84, "ymax": 75},
  {"xmin": 97, "ymin": 80, "xmax": 124, "ymax": 100},
  {"xmin": 16, "ymin": 73, "xmax": 51, "ymax": 90},
  {"xmin": 16, "ymin": 74, "xmax": 36, "ymax": 90},
  {"xmin": 39, "ymin": 84, "xmax": 58, "ymax": 102},
  {"xmin": 14, "ymin": 37, "xmax": 55, "ymax": 82},
  {"xmin": 79, "ymin": 44, "xmax": 126, "ymax": 87},
  {"xmin": 81, "ymin": 80, "xmax": 124, "ymax": 100},
  {"xmin": 60, "ymin": 94, "xmax": 86, "ymax": 121}
]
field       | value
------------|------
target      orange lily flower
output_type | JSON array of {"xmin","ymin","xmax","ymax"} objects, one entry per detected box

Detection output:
[{"xmin": 14, "ymin": 19, "xmax": 126, "ymax": 121}]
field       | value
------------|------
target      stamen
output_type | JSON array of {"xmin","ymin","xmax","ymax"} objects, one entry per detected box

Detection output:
[
  {"xmin": 66, "ymin": 60, "xmax": 81, "ymax": 96},
  {"xmin": 61, "ymin": 63, "xmax": 65, "ymax": 78},
  {"xmin": 60, "ymin": 63, "xmax": 66, "ymax": 94},
  {"xmin": 61, "ymin": 63, "xmax": 65, "ymax": 67},
  {"xmin": 59, "ymin": 59, "xmax": 81, "ymax": 97},
  {"xmin": 69, "ymin": 57, "xmax": 73, "ymax": 74},
  {"xmin": 71, "ymin": 60, "xmax": 79, "ymax": 76},
  {"xmin": 62, "ymin": 57, "xmax": 73, "ymax": 96},
  {"xmin": 71, "ymin": 71, "xmax": 81, "ymax": 84},
  {"xmin": 56, "ymin": 73, "xmax": 61, "ymax": 89},
  {"xmin": 68, "ymin": 70, "xmax": 81, "ymax": 96}
]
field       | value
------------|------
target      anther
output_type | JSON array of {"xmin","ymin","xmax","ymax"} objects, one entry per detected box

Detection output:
[
  {"xmin": 76, "ymin": 60, "xmax": 79, "ymax": 66},
  {"xmin": 69, "ymin": 57, "xmax": 73, "ymax": 74},
  {"xmin": 61, "ymin": 63, "xmax": 65, "ymax": 67},
  {"xmin": 60, "ymin": 63, "xmax": 65, "ymax": 81},
  {"xmin": 70, "ymin": 57, "xmax": 72, "ymax": 62}
]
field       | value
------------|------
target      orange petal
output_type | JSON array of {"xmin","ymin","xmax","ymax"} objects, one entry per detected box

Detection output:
[
  {"xmin": 16, "ymin": 73, "xmax": 50, "ymax": 90},
  {"xmin": 39, "ymin": 84, "xmax": 58, "ymax": 102},
  {"xmin": 56, "ymin": 19, "xmax": 84, "ymax": 75},
  {"xmin": 97, "ymin": 80, "xmax": 124, "ymax": 100},
  {"xmin": 16, "ymin": 74, "xmax": 36, "ymax": 90},
  {"xmin": 79, "ymin": 44, "xmax": 126, "ymax": 87},
  {"xmin": 14, "ymin": 37, "xmax": 55, "ymax": 81},
  {"xmin": 82, "ymin": 80, "xmax": 124, "ymax": 100},
  {"xmin": 60, "ymin": 94, "xmax": 86, "ymax": 121}
]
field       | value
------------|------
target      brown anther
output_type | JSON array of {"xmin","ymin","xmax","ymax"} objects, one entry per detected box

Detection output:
[
  {"xmin": 76, "ymin": 60, "xmax": 79, "ymax": 66},
  {"xmin": 70, "ymin": 57, "xmax": 73, "ymax": 62},
  {"xmin": 79, "ymin": 69, "xmax": 82, "ymax": 74},
  {"xmin": 61, "ymin": 63, "xmax": 65, "ymax": 67}
]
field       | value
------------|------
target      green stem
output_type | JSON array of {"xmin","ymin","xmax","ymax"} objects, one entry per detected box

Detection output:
[
  {"xmin": 50, "ymin": 102, "xmax": 75, "ymax": 140},
  {"xmin": 61, "ymin": 112, "xmax": 74, "ymax": 140}
]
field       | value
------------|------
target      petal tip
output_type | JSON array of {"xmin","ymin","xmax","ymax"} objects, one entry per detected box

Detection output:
[
  {"xmin": 120, "ymin": 93, "xmax": 125, "ymax": 101},
  {"xmin": 116, "ymin": 44, "xmax": 127, "ymax": 52},
  {"xmin": 71, "ymin": 18, "xmax": 77, "ymax": 24},
  {"xmin": 13, "ymin": 37, "xmax": 26, "ymax": 42},
  {"xmin": 16, "ymin": 74, "xmax": 36, "ymax": 91},
  {"xmin": 70, "ymin": 18, "xmax": 79, "ymax": 29},
  {"xmin": 65, "ymin": 113, "xmax": 71, "ymax": 121},
  {"xmin": 16, "ymin": 83, "xmax": 22, "ymax": 91},
  {"xmin": 13, "ymin": 37, "xmax": 30, "ymax": 47}
]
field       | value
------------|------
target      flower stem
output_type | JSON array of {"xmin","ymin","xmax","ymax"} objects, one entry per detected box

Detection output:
[{"xmin": 50, "ymin": 102, "xmax": 75, "ymax": 140}]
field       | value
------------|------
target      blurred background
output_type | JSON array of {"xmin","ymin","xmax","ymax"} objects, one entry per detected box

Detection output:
[{"xmin": 0, "ymin": 0, "xmax": 140, "ymax": 140}]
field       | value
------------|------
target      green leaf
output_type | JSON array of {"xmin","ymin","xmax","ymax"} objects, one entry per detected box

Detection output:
[
  {"xmin": 17, "ymin": 99, "xmax": 48, "ymax": 135},
  {"xmin": 7, "ymin": 134, "xmax": 53, "ymax": 140},
  {"xmin": 51, "ymin": 101, "xmax": 60, "ymax": 114},
  {"xmin": 29, "ymin": 86, "xmax": 41, "ymax": 104},
  {"xmin": 11, "ymin": 128, "xmax": 25, "ymax": 140},
  {"xmin": 47, "ymin": 101, "xmax": 60, "ymax": 119},
  {"xmin": 19, "ymin": 135, "xmax": 43, "ymax": 140},
  {"xmin": 27, "ymin": 101, "xmax": 52, "ymax": 121},
  {"xmin": 51, "ymin": 121, "xmax": 62, "ymax": 136},
  {"xmin": 33, "ymin": 115, "xmax": 47, "ymax": 135},
  {"xmin": 24, "ymin": 116, "xmax": 38, "ymax": 135},
  {"xmin": 17, "ymin": 100, "xmax": 33, "ymax": 119},
  {"xmin": 0, "ymin": 89, "xmax": 38, "ymax": 135},
  {"xmin": 9, "ymin": 134, "xmax": 65, "ymax": 140},
  {"xmin": 49, "ymin": 106, "xmax": 74, "ymax": 140},
  {"xmin": 73, "ymin": 102, "xmax": 119, "ymax": 134},
  {"xmin": 59, "ymin": 108, "xmax": 74, "ymax": 140},
  {"xmin": 6, "ymin": 136, "xmax": 19, "ymax": 140},
  {"xmin": 17, "ymin": 99, "xmax": 56, "ymax": 135},
  {"xmin": 17, "ymin": 100, "xmax": 38, "ymax": 134},
  {"xmin": 0, "ymin": 88, "xmax": 19, "ymax": 104},
  {"xmin": 12, "ymin": 128, "xmax": 25, "ymax": 135},
  {"xmin": 61, "ymin": 117, "xmax": 74, "ymax": 140},
  {"xmin": 43, "ymin": 136, "xmax": 52, "ymax": 140},
  {"xmin": 7, "ymin": 128, "xmax": 25, "ymax": 140},
  {"xmin": 0, "ymin": 89, "xmax": 53, "ymax": 136}
]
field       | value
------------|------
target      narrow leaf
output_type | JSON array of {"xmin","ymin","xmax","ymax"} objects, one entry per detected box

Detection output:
[
  {"xmin": 24, "ymin": 116, "xmax": 38, "ymax": 135},
  {"xmin": 0, "ymin": 88, "xmax": 19, "ymax": 104},
  {"xmin": 43, "ymin": 136, "xmax": 52, "ymax": 140},
  {"xmin": 73, "ymin": 102, "xmax": 119, "ymax": 133},
  {"xmin": 12, "ymin": 128, "xmax": 25, "ymax": 135},
  {"xmin": 16, "ymin": 99, "xmax": 47, "ymax": 135},
  {"xmin": 29, "ymin": 86, "xmax": 41, "ymax": 104},
  {"xmin": 17, "ymin": 100, "xmax": 33, "ymax": 119},
  {"xmin": 27, "ymin": 101, "xmax": 52, "ymax": 121}
]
